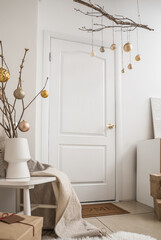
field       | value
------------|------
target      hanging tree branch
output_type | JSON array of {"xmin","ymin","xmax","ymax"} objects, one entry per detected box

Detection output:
[{"xmin": 73, "ymin": 0, "xmax": 154, "ymax": 32}]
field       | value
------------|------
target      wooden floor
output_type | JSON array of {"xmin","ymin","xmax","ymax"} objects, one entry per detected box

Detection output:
[
  {"xmin": 42, "ymin": 201, "xmax": 161, "ymax": 239},
  {"xmin": 85, "ymin": 201, "xmax": 161, "ymax": 240}
]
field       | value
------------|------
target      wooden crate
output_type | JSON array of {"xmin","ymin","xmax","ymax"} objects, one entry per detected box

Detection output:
[
  {"xmin": 154, "ymin": 198, "xmax": 161, "ymax": 221},
  {"xmin": 150, "ymin": 173, "xmax": 161, "ymax": 199}
]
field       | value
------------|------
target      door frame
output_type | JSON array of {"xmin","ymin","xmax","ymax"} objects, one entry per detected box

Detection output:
[{"xmin": 40, "ymin": 31, "xmax": 123, "ymax": 201}]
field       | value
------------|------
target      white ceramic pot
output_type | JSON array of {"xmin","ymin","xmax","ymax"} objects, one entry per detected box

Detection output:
[{"xmin": 4, "ymin": 138, "xmax": 31, "ymax": 179}]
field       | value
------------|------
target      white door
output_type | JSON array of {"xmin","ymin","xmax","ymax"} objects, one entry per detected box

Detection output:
[{"xmin": 49, "ymin": 38, "xmax": 115, "ymax": 202}]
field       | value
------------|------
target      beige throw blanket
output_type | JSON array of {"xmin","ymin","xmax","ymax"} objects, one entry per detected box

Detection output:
[{"xmin": 28, "ymin": 160, "xmax": 105, "ymax": 239}]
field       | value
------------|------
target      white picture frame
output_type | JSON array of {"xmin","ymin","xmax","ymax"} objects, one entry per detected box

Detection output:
[{"xmin": 151, "ymin": 97, "xmax": 161, "ymax": 138}]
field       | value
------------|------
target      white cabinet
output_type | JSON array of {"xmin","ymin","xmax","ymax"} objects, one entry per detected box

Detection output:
[{"xmin": 137, "ymin": 139, "xmax": 161, "ymax": 207}]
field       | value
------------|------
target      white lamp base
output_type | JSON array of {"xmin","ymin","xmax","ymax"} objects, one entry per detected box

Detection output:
[{"xmin": 6, "ymin": 162, "xmax": 30, "ymax": 179}]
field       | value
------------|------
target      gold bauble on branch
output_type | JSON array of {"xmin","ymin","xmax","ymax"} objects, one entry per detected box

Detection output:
[
  {"xmin": 100, "ymin": 46, "xmax": 105, "ymax": 53},
  {"xmin": 13, "ymin": 87, "xmax": 25, "ymax": 99},
  {"xmin": 128, "ymin": 63, "xmax": 133, "ymax": 70},
  {"xmin": 18, "ymin": 120, "xmax": 30, "ymax": 132},
  {"xmin": 123, "ymin": 42, "xmax": 133, "ymax": 52},
  {"xmin": 90, "ymin": 51, "xmax": 95, "ymax": 57},
  {"xmin": 110, "ymin": 43, "xmax": 117, "ymax": 51},
  {"xmin": 121, "ymin": 68, "xmax": 125, "ymax": 74},
  {"xmin": 41, "ymin": 90, "xmax": 49, "ymax": 98},
  {"xmin": 135, "ymin": 54, "xmax": 141, "ymax": 61},
  {"xmin": 0, "ymin": 67, "xmax": 10, "ymax": 82}
]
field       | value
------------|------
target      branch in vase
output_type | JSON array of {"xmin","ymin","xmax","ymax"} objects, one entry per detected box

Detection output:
[
  {"xmin": 18, "ymin": 48, "xmax": 29, "ymax": 88},
  {"xmin": 4, "ymin": 91, "xmax": 17, "ymax": 137},
  {"xmin": 24, "ymin": 77, "xmax": 48, "ymax": 110},
  {"xmin": 15, "ymin": 99, "xmax": 25, "ymax": 132},
  {"xmin": 15, "ymin": 77, "xmax": 49, "ymax": 131}
]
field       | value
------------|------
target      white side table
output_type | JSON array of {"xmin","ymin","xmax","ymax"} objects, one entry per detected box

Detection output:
[{"xmin": 0, "ymin": 177, "xmax": 57, "ymax": 216}]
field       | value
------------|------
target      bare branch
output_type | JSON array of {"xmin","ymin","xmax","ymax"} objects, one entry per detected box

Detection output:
[
  {"xmin": 74, "ymin": 8, "xmax": 102, "ymax": 17},
  {"xmin": 73, "ymin": 0, "xmax": 154, "ymax": 31},
  {"xmin": 15, "ymin": 99, "xmax": 25, "ymax": 131},
  {"xmin": 18, "ymin": 48, "xmax": 29, "ymax": 88},
  {"xmin": 80, "ymin": 24, "xmax": 135, "ymax": 32},
  {"xmin": 24, "ymin": 77, "xmax": 48, "ymax": 110}
]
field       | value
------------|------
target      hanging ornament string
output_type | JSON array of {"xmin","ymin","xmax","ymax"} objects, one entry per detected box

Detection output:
[
  {"xmin": 113, "ymin": 22, "xmax": 115, "ymax": 43},
  {"xmin": 128, "ymin": 30, "xmax": 133, "ymax": 70},
  {"xmin": 90, "ymin": 7, "xmax": 95, "ymax": 56},
  {"xmin": 136, "ymin": 28, "xmax": 139, "ymax": 53},
  {"xmin": 101, "ymin": 15, "xmax": 103, "ymax": 46},
  {"xmin": 137, "ymin": 0, "xmax": 141, "ymax": 24},
  {"xmin": 129, "ymin": 30, "xmax": 132, "ymax": 63},
  {"xmin": 100, "ymin": 10, "xmax": 105, "ymax": 53},
  {"xmin": 123, "ymin": 27, "xmax": 133, "ymax": 52},
  {"xmin": 110, "ymin": 22, "xmax": 116, "ymax": 50},
  {"xmin": 135, "ymin": 0, "xmax": 141, "ymax": 61},
  {"xmin": 92, "ymin": 10, "xmax": 93, "ymax": 52},
  {"xmin": 127, "ymin": 30, "xmax": 129, "ymax": 42},
  {"xmin": 121, "ymin": 28, "xmax": 125, "ymax": 73}
]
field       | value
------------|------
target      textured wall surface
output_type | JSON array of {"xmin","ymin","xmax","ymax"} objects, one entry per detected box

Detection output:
[
  {"xmin": 37, "ymin": 0, "xmax": 161, "ymax": 200},
  {"xmin": 0, "ymin": 0, "xmax": 38, "ymax": 212}
]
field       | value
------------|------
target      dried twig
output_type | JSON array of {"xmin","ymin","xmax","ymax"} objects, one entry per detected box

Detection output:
[{"xmin": 18, "ymin": 48, "xmax": 29, "ymax": 88}]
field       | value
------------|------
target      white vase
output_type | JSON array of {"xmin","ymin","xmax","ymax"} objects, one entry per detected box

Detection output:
[{"xmin": 4, "ymin": 138, "xmax": 31, "ymax": 179}]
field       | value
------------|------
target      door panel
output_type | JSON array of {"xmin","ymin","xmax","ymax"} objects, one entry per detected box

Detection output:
[
  {"xmin": 49, "ymin": 38, "xmax": 115, "ymax": 202},
  {"xmin": 59, "ymin": 145, "xmax": 106, "ymax": 183},
  {"xmin": 60, "ymin": 51, "xmax": 105, "ymax": 135}
]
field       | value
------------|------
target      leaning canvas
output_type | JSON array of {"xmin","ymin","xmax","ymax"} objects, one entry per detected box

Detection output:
[{"xmin": 151, "ymin": 97, "xmax": 161, "ymax": 138}]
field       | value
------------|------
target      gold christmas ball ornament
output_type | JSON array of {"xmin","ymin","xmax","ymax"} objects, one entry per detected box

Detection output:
[
  {"xmin": 121, "ymin": 68, "xmax": 125, "ymax": 74},
  {"xmin": 0, "ymin": 67, "xmax": 10, "ymax": 82},
  {"xmin": 100, "ymin": 46, "xmax": 105, "ymax": 53},
  {"xmin": 90, "ymin": 51, "xmax": 96, "ymax": 57},
  {"xmin": 41, "ymin": 90, "xmax": 49, "ymax": 98},
  {"xmin": 135, "ymin": 54, "xmax": 141, "ymax": 61},
  {"xmin": 128, "ymin": 63, "xmax": 133, "ymax": 70},
  {"xmin": 110, "ymin": 43, "xmax": 117, "ymax": 51},
  {"xmin": 18, "ymin": 120, "xmax": 30, "ymax": 132},
  {"xmin": 123, "ymin": 42, "xmax": 133, "ymax": 52},
  {"xmin": 13, "ymin": 87, "xmax": 25, "ymax": 99}
]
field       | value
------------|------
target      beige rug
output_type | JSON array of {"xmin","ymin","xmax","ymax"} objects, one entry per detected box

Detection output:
[{"xmin": 82, "ymin": 203, "xmax": 129, "ymax": 218}]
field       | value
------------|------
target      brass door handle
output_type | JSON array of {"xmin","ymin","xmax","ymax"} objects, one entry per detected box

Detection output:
[{"xmin": 106, "ymin": 124, "xmax": 115, "ymax": 129}]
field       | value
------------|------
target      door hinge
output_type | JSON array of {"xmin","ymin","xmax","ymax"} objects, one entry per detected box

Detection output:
[{"xmin": 49, "ymin": 52, "xmax": 51, "ymax": 62}]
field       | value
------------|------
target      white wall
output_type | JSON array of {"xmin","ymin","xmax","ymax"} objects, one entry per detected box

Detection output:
[
  {"xmin": 0, "ymin": 0, "xmax": 38, "ymax": 211},
  {"xmin": 38, "ymin": 0, "xmax": 161, "ymax": 200},
  {"xmin": 0, "ymin": 0, "xmax": 38, "ymax": 158},
  {"xmin": 0, "ymin": 0, "xmax": 160, "ymax": 210},
  {"xmin": 116, "ymin": 0, "xmax": 161, "ymax": 200}
]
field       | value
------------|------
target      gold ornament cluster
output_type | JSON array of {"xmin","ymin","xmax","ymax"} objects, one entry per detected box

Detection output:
[{"xmin": 93, "ymin": 37, "xmax": 140, "ymax": 75}]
